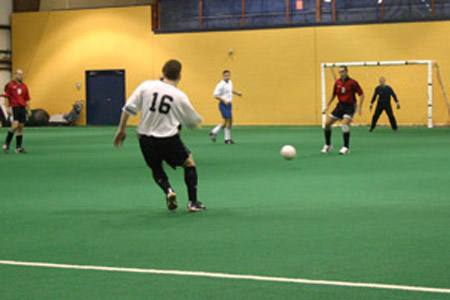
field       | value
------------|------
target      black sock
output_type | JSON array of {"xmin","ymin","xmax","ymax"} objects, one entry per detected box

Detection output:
[
  {"xmin": 5, "ymin": 130, "xmax": 14, "ymax": 146},
  {"xmin": 325, "ymin": 129, "xmax": 331, "ymax": 146},
  {"xmin": 152, "ymin": 171, "xmax": 172, "ymax": 195},
  {"xmin": 343, "ymin": 132, "xmax": 350, "ymax": 148},
  {"xmin": 184, "ymin": 166, "xmax": 198, "ymax": 202},
  {"xmin": 16, "ymin": 135, "xmax": 23, "ymax": 149}
]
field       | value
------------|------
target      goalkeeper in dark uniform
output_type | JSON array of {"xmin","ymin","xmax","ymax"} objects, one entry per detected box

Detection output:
[{"xmin": 369, "ymin": 77, "xmax": 400, "ymax": 132}]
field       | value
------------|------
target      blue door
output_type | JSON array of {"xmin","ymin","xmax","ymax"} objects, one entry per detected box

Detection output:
[{"xmin": 86, "ymin": 70, "xmax": 125, "ymax": 125}]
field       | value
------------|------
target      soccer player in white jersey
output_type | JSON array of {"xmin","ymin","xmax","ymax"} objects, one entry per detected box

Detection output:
[
  {"xmin": 114, "ymin": 60, "xmax": 206, "ymax": 212},
  {"xmin": 209, "ymin": 70, "xmax": 242, "ymax": 144}
]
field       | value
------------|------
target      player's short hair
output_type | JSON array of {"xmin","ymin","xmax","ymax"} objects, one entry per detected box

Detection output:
[
  {"xmin": 162, "ymin": 60, "xmax": 182, "ymax": 80},
  {"xmin": 223, "ymin": 70, "xmax": 230, "ymax": 75},
  {"xmin": 339, "ymin": 66, "xmax": 348, "ymax": 72}
]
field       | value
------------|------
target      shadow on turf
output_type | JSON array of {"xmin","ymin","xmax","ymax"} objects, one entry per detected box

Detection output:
[
  {"xmin": 51, "ymin": 206, "xmax": 255, "ymax": 221},
  {"xmin": 51, "ymin": 207, "xmax": 221, "ymax": 220},
  {"xmin": 53, "ymin": 208, "xmax": 212, "ymax": 217},
  {"xmin": 49, "ymin": 208, "xmax": 254, "ymax": 232}
]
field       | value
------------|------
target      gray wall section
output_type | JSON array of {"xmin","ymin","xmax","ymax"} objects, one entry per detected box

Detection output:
[
  {"xmin": 0, "ymin": 0, "xmax": 12, "ymax": 24},
  {"xmin": 39, "ymin": 0, "xmax": 153, "ymax": 11}
]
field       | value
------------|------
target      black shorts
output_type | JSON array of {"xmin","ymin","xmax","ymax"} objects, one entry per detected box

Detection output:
[
  {"xmin": 139, "ymin": 134, "xmax": 190, "ymax": 170},
  {"xmin": 12, "ymin": 106, "xmax": 27, "ymax": 123},
  {"xmin": 330, "ymin": 102, "xmax": 356, "ymax": 120}
]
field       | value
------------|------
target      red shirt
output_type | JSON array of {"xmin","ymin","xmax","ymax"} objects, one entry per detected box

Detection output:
[
  {"xmin": 4, "ymin": 81, "xmax": 30, "ymax": 107},
  {"xmin": 332, "ymin": 78, "xmax": 363, "ymax": 104}
]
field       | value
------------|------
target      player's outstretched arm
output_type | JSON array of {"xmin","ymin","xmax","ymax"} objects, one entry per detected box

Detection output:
[
  {"xmin": 114, "ymin": 83, "xmax": 143, "ymax": 147},
  {"xmin": 391, "ymin": 88, "xmax": 400, "ymax": 109},
  {"xmin": 323, "ymin": 95, "xmax": 335, "ymax": 113},
  {"xmin": 4, "ymin": 97, "xmax": 11, "ymax": 115},
  {"xmin": 357, "ymin": 94, "xmax": 365, "ymax": 115},
  {"xmin": 176, "ymin": 96, "xmax": 203, "ymax": 129},
  {"xmin": 233, "ymin": 90, "xmax": 242, "ymax": 97},
  {"xmin": 26, "ymin": 101, "xmax": 32, "ymax": 116},
  {"xmin": 370, "ymin": 88, "xmax": 378, "ymax": 111},
  {"xmin": 114, "ymin": 111, "xmax": 129, "ymax": 147},
  {"xmin": 215, "ymin": 96, "xmax": 230, "ymax": 105}
]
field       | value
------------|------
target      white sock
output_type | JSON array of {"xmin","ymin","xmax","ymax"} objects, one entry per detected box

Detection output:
[
  {"xmin": 211, "ymin": 125, "xmax": 223, "ymax": 135},
  {"xmin": 225, "ymin": 128, "xmax": 231, "ymax": 140}
]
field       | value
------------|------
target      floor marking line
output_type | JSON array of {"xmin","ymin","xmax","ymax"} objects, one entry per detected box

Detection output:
[{"xmin": 1, "ymin": 260, "xmax": 449, "ymax": 294}]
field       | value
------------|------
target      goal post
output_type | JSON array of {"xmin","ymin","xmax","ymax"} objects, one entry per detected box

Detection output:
[{"xmin": 320, "ymin": 60, "xmax": 448, "ymax": 128}]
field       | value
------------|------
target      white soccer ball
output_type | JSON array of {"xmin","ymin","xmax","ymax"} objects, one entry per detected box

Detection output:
[{"xmin": 280, "ymin": 145, "xmax": 296, "ymax": 160}]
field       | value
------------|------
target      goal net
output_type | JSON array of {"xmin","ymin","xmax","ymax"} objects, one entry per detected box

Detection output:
[{"xmin": 321, "ymin": 60, "xmax": 450, "ymax": 128}]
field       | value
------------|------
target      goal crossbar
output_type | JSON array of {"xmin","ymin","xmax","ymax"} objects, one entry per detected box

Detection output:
[{"xmin": 321, "ymin": 60, "xmax": 434, "ymax": 128}]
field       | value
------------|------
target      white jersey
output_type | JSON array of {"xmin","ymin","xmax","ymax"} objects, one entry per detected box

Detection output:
[
  {"xmin": 123, "ymin": 80, "xmax": 202, "ymax": 138},
  {"xmin": 213, "ymin": 80, "xmax": 233, "ymax": 102}
]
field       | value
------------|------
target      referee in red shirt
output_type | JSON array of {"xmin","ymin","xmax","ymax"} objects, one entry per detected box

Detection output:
[
  {"xmin": 321, "ymin": 66, "xmax": 364, "ymax": 155},
  {"xmin": 3, "ymin": 69, "xmax": 31, "ymax": 154}
]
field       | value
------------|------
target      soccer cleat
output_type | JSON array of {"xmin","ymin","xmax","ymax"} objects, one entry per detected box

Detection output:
[
  {"xmin": 209, "ymin": 132, "xmax": 216, "ymax": 143},
  {"xmin": 3, "ymin": 144, "xmax": 9, "ymax": 154},
  {"xmin": 166, "ymin": 191, "xmax": 178, "ymax": 211},
  {"xmin": 15, "ymin": 148, "xmax": 27, "ymax": 154},
  {"xmin": 320, "ymin": 145, "xmax": 332, "ymax": 154},
  {"xmin": 188, "ymin": 201, "xmax": 206, "ymax": 212},
  {"xmin": 225, "ymin": 139, "xmax": 235, "ymax": 144},
  {"xmin": 339, "ymin": 147, "xmax": 350, "ymax": 155}
]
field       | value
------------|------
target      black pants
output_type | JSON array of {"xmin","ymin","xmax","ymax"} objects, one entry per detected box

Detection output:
[
  {"xmin": 370, "ymin": 103, "xmax": 397, "ymax": 130},
  {"xmin": 139, "ymin": 134, "xmax": 190, "ymax": 171}
]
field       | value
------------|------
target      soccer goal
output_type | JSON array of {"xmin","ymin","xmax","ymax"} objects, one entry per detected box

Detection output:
[{"xmin": 321, "ymin": 60, "xmax": 450, "ymax": 128}]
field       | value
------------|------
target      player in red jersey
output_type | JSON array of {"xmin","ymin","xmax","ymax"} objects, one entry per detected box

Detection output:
[
  {"xmin": 321, "ymin": 66, "xmax": 364, "ymax": 155},
  {"xmin": 3, "ymin": 69, "xmax": 31, "ymax": 154}
]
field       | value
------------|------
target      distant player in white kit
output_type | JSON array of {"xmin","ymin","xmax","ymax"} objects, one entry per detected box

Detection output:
[
  {"xmin": 114, "ymin": 59, "xmax": 206, "ymax": 212},
  {"xmin": 209, "ymin": 70, "xmax": 242, "ymax": 144}
]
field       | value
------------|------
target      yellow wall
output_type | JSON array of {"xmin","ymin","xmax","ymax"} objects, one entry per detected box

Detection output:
[
  {"xmin": 12, "ymin": 6, "xmax": 153, "ymax": 125},
  {"xmin": 12, "ymin": 6, "xmax": 450, "ymax": 126},
  {"xmin": 153, "ymin": 28, "xmax": 318, "ymax": 125}
]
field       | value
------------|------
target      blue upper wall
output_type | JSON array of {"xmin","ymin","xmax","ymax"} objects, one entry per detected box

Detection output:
[{"xmin": 159, "ymin": 0, "xmax": 450, "ymax": 32}]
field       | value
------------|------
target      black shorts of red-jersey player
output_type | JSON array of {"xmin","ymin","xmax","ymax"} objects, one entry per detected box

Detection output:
[
  {"xmin": 330, "ymin": 102, "xmax": 357, "ymax": 120},
  {"xmin": 12, "ymin": 106, "xmax": 28, "ymax": 123}
]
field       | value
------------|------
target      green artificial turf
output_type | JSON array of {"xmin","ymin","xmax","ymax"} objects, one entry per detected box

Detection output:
[{"xmin": 0, "ymin": 126, "xmax": 449, "ymax": 299}]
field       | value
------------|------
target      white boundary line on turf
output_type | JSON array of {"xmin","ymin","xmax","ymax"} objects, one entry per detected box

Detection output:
[{"xmin": 0, "ymin": 260, "xmax": 449, "ymax": 294}]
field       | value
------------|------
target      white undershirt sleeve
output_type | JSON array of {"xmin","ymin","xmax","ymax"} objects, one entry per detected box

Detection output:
[
  {"xmin": 175, "ymin": 96, "xmax": 202, "ymax": 128},
  {"xmin": 213, "ymin": 81, "xmax": 224, "ymax": 98},
  {"xmin": 123, "ymin": 84, "xmax": 144, "ymax": 116}
]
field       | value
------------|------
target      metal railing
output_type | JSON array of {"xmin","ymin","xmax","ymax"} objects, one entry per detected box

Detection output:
[{"xmin": 156, "ymin": 0, "xmax": 449, "ymax": 32}]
